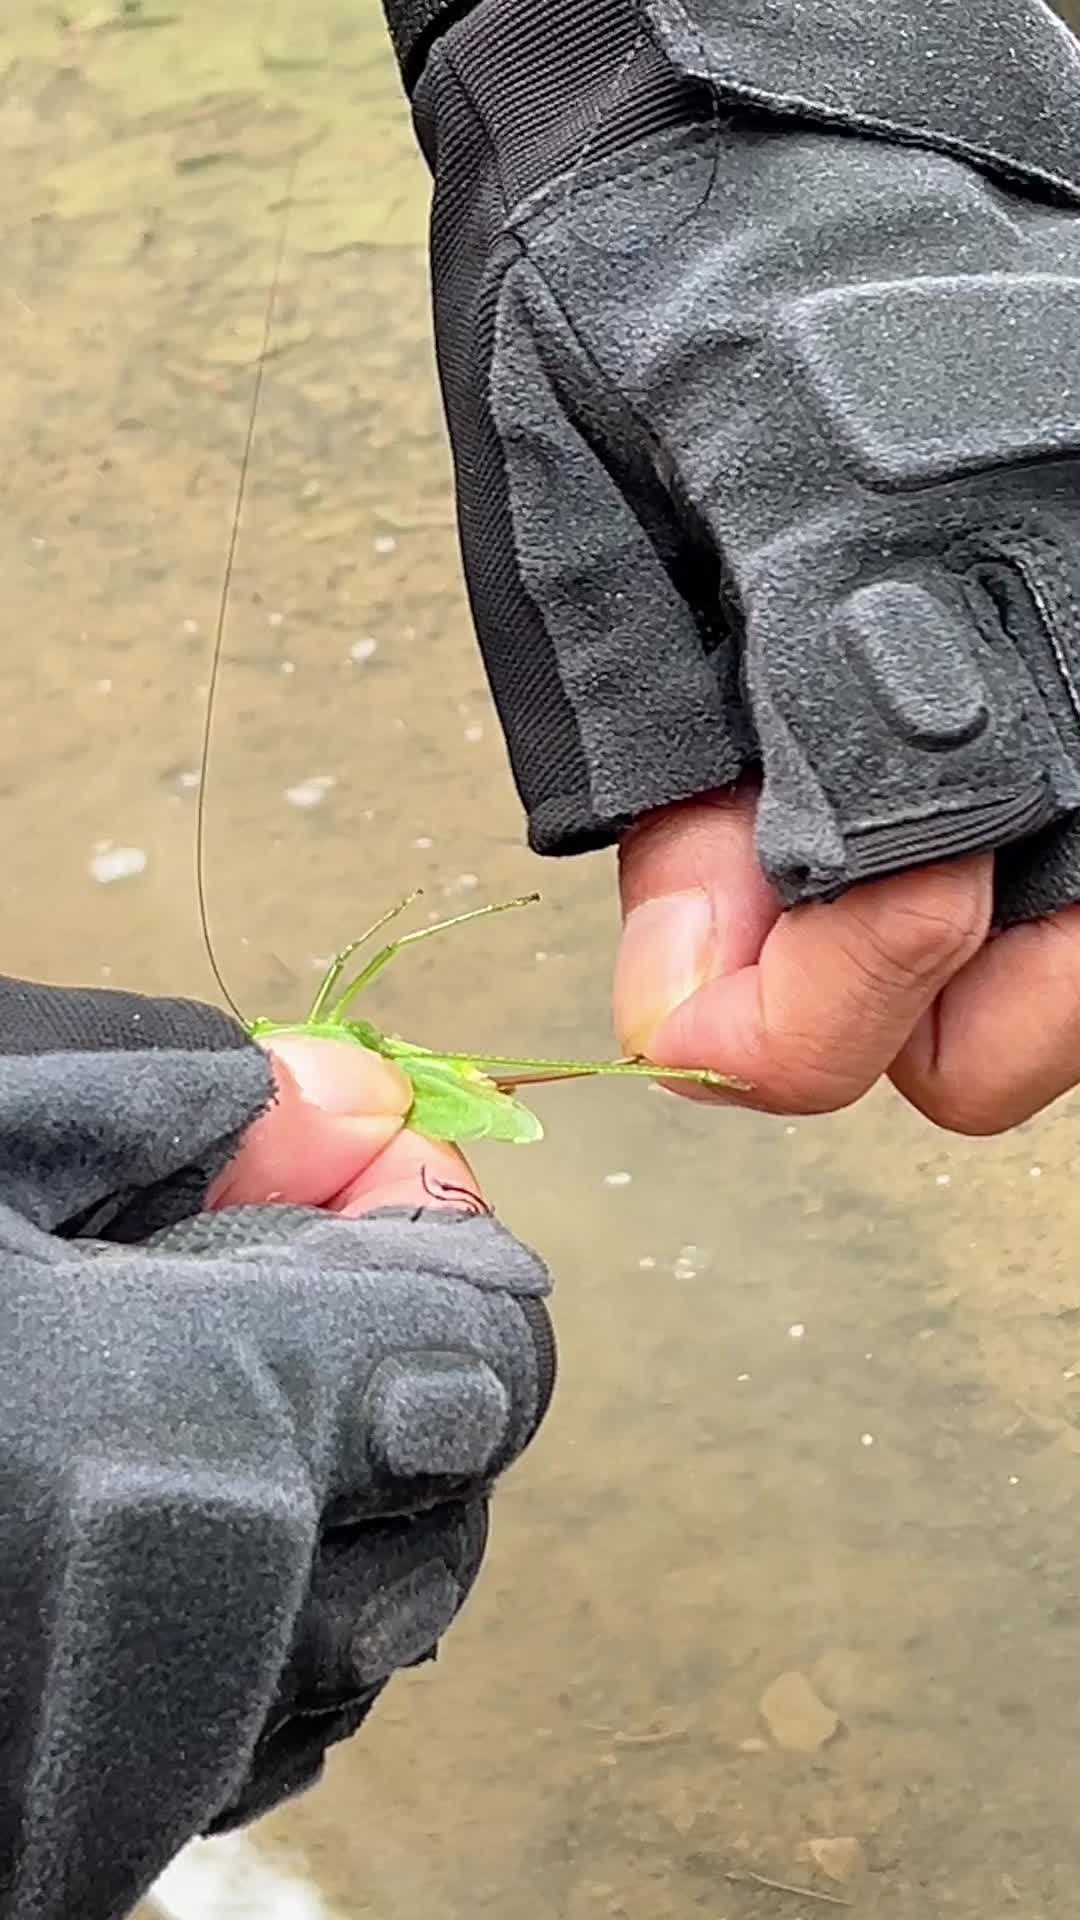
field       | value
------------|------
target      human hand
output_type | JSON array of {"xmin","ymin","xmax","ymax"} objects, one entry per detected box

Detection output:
[
  {"xmin": 0, "ymin": 976, "xmax": 553, "ymax": 1918},
  {"xmin": 402, "ymin": 0, "xmax": 1080, "ymax": 1145},
  {"xmin": 209, "ymin": 1031, "xmax": 485, "ymax": 1217},
  {"xmin": 615, "ymin": 784, "xmax": 1080, "ymax": 1136},
  {"xmin": 407, "ymin": 0, "xmax": 1080, "ymax": 935}
]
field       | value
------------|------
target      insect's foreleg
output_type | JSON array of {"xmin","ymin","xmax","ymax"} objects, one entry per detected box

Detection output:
[
  {"xmin": 329, "ymin": 893, "xmax": 541, "ymax": 1019},
  {"xmin": 308, "ymin": 892, "xmax": 422, "ymax": 1023}
]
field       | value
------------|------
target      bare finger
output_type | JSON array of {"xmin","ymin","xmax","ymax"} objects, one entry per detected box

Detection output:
[
  {"xmin": 333, "ymin": 1127, "xmax": 485, "ymax": 1217},
  {"xmin": 615, "ymin": 785, "xmax": 783, "ymax": 1053},
  {"xmin": 209, "ymin": 1035, "xmax": 411, "ymax": 1209},
  {"xmin": 642, "ymin": 856, "xmax": 993, "ymax": 1114},
  {"xmin": 890, "ymin": 904, "xmax": 1080, "ymax": 1133}
]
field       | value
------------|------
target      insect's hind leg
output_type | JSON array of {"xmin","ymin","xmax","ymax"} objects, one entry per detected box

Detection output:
[
  {"xmin": 329, "ymin": 894, "xmax": 541, "ymax": 1020},
  {"xmin": 308, "ymin": 892, "xmax": 422, "ymax": 1022}
]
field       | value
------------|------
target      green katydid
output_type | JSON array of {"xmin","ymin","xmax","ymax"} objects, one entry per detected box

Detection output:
[
  {"xmin": 247, "ymin": 891, "xmax": 745, "ymax": 1146},
  {"xmin": 195, "ymin": 162, "xmax": 745, "ymax": 1147}
]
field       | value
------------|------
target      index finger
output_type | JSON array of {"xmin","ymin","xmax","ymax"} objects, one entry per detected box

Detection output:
[
  {"xmin": 890, "ymin": 903, "xmax": 1080, "ymax": 1133},
  {"xmin": 333, "ymin": 1127, "xmax": 486, "ymax": 1217},
  {"xmin": 635, "ymin": 858, "xmax": 993, "ymax": 1116}
]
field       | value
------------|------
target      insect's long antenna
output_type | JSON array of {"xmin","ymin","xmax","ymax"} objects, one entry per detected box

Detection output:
[{"xmin": 196, "ymin": 155, "xmax": 301, "ymax": 1023}]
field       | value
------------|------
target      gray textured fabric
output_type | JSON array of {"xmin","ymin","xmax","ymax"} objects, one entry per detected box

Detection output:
[
  {"xmin": 0, "ymin": 994, "xmax": 554, "ymax": 1920},
  {"xmin": 0, "ymin": 1048, "xmax": 272, "ymax": 1234},
  {"xmin": 484, "ymin": 13, "xmax": 1080, "ymax": 918},
  {"xmin": 647, "ymin": 0, "xmax": 1080, "ymax": 205},
  {"xmin": 406, "ymin": 0, "xmax": 1080, "ymax": 918}
]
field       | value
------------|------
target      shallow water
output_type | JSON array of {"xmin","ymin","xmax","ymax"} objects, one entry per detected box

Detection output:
[{"xmin": 4, "ymin": 2, "xmax": 1080, "ymax": 1914}]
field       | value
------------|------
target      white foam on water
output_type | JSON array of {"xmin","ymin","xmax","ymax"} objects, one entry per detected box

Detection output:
[
  {"xmin": 89, "ymin": 845, "xmax": 147, "ymax": 884},
  {"xmin": 285, "ymin": 776, "xmax": 336, "ymax": 810},
  {"xmin": 149, "ymin": 1833, "xmax": 335, "ymax": 1920}
]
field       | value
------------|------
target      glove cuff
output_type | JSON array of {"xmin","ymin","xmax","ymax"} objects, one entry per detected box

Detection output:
[
  {"xmin": 406, "ymin": 0, "xmax": 707, "ymax": 183},
  {"xmin": 0, "ymin": 977, "xmax": 272, "ymax": 1239},
  {"xmin": 395, "ymin": 0, "xmax": 1080, "ymax": 213}
]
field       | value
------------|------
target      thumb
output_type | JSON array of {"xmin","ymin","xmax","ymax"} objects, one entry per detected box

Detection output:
[
  {"xmin": 614, "ymin": 787, "xmax": 782, "ymax": 1058},
  {"xmin": 209, "ymin": 1034, "xmax": 412, "ymax": 1209},
  {"xmin": 617, "ymin": 788, "xmax": 992, "ymax": 1115}
]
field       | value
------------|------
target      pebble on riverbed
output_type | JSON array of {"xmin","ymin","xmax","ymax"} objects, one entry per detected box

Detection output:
[
  {"xmin": 804, "ymin": 1837, "xmax": 865, "ymax": 1884},
  {"xmin": 758, "ymin": 1671, "xmax": 840, "ymax": 1753}
]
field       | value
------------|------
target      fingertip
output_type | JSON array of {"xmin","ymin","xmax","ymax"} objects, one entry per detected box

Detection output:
[
  {"xmin": 264, "ymin": 1033, "xmax": 413, "ymax": 1119},
  {"xmin": 614, "ymin": 788, "xmax": 782, "ymax": 1060},
  {"xmin": 642, "ymin": 964, "xmax": 784, "ymax": 1108},
  {"xmin": 614, "ymin": 889, "xmax": 716, "ymax": 1057}
]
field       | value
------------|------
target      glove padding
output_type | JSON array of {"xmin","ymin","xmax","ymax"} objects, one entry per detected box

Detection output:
[
  {"xmin": 0, "ymin": 978, "xmax": 554, "ymax": 1920},
  {"xmin": 405, "ymin": 0, "xmax": 1080, "ymax": 923}
]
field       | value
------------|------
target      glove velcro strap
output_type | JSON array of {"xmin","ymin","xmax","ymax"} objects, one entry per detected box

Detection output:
[{"xmin": 646, "ymin": 0, "xmax": 1080, "ymax": 207}]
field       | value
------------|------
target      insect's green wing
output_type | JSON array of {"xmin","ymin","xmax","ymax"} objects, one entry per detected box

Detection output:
[
  {"xmin": 397, "ymin": 1057, "xmax": 544, "ymax": 1146},
  {"xmin": 469, "ymin": 1083, "xmax": 545, "ymax": 1144}
]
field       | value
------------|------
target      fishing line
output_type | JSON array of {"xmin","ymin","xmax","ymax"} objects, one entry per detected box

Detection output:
[{"xmin": 196, "ymin": 152, "xmax": 301, "ymax": 1021}]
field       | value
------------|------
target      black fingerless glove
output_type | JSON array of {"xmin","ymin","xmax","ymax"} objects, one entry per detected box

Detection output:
[
  {"xmin": 0, "ymin": 978, "xmax": 555, "ymax": 1920},
  {"xmin": 385, "ymin": 0, "xmax": 1080, "ymax": 924}
]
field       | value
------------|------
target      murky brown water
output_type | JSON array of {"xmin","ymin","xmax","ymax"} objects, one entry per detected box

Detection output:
[{"xmin": 5, "ymin": 2, "xmax": 1080, "ymax": 1915}]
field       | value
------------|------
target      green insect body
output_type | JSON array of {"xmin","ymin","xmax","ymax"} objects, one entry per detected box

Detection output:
[{"xmin": 249, "ymin": 893, "xmax": 745, "ymax": 1147}]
